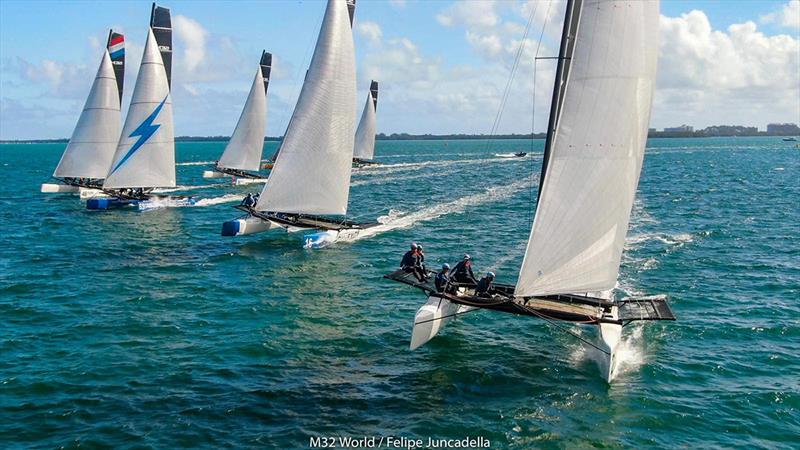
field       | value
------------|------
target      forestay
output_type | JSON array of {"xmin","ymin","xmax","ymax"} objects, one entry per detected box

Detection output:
[
  {"xmin": 517, "ymin": 0, "xmax": 659, "ymax": 297},
  {"xmin": 53, "ymin": 50, "xmax": 122, "ymax": 179},
  {"xmin": 217, "ymin": 54, "xmax": 270, "ymax": 172},
  {"xmin": 353, "ymin": 80, "xmax": 378, "ymax": 161},
  {"xmin": 254, "ymin": 0, "xmax": 356, "ymax": 215},
  {"xmin": 103, "ymin": 28, "xmax": 175, "ymax": 189}
]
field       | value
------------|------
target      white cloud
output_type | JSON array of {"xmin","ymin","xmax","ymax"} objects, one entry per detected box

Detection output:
[
  {"xmin": 356, "ymin": 21, "xmax": 383, "ymax": 46},
  {"xmin": 436, "ymin": 1, "xmax": 501, "ymax": 29},
  {"xmin": 655, "ymin": 10, "xmax": 800, "ymax": 128},
  {"xmin": 173, "ymin": 15, "xmax": 208, "ymax": 72},
  {"xmin": 761, "ymin": 0, "xmax": 800, "ymax": 29},
  {"xmin": 388, "ymin": 0, "xmax": 406, "ymax": 8}
]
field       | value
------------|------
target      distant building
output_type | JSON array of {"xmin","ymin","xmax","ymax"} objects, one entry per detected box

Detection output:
[
  {"xmin": 664, "ymin": 124, "xmax": 693, "ymax": 133},
  {"xmin": 648, "ymin": 128, "xmax": 656, "ymax": 134},
  {"xmin": 766, "ymin": 123, "xmax": 800, "ymax": 135},
  {"xmin": 703, "ymin": 125, "xmax": 757, "ymax": 136}
]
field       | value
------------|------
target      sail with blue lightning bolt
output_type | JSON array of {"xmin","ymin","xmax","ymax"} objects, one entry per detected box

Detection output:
[{"xmin": 104, "ymin": 25, "xmax": 175, "ymax": 189}]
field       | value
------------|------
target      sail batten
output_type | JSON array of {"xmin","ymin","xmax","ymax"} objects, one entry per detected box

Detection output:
[
  {"xmin": 353, "ymin": 80, "xmax": 378, "ymax": 161},
  {"xmin": 255, "ymin": 0, "xmax": 356, "ymax": 215},
  {"xmin": 53, "ymin": 31, "xmax": 124, "ymax": 180},
  {"xmin": 217, "ymin": 52, "xmax": 270, "ymax": 172},
  {"xmin": 517, "ymin": 0, "xmax": 659, "ymax": 297}
]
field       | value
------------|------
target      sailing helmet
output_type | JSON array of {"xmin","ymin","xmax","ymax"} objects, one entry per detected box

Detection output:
[
  {"xmin": 487, "ymin": 271, "xmax": 495, "ymax": 279},
  {"xmin": 417, "ymin": 244, "xmax": 423, "ymax": 251},
  {"xmin": 463, "ymin": 253, "xmax": 471, "ymax": 260},
  {"xmin": 411, "ymin": 242, "xmax": 418, "ymax": 250},
  {"xmin": 442, "ymin": 263, "xmax": 450, "ymax": 270}
]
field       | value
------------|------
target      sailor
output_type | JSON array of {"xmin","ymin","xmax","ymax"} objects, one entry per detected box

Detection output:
[
  {"xmin": 475, "ymin": 271, "xmax": 496, "ymax": 297},
  {"xmin": 416, "ymin": 244, "xmax": 427, "ymax": 271},
  {"xmin": 435, "ymin": 263, "xmax": 451, "ymax": 293},
  {"xmin": 451, "ymin": 254, "xmax": 477, "ymax": 284},
  {"xmin": 253, "ymin": 192, "xmax": 260, "ymax": 204},
  {"xmin": 241, "ymin": 193, "xmax": 255, "ymax": 208},
  {"xmin": 401, "ymin": 243, "xmax": 426, "ymax": 282}
]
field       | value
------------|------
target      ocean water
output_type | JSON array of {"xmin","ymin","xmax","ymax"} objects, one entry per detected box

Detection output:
[{"xmin": 0, "ymin": 137, "xmax": 797, "ymax": 449}]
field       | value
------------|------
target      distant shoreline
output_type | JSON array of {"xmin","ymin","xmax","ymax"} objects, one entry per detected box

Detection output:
[{"xmin": 1, "ymin": 132, "xmax": 797, "ymax": 144}]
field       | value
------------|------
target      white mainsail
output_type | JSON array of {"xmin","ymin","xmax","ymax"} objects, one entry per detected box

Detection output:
[
  {"xmin": 218, "ymin": 66, "xmax": 268, "ymax": 171},
  {"xmin": 516, "ymin": 0, "xmax": 659, "ymax": 297},
  {"xmin": 53, "ymin": 51, "xmax": 121, "ymax": 179},
  {"xmin": 353, "ymin": 81, "xmax": 378, "ymax": 161},
  {"xmin": 254, "ymin": 0, "xmax": 356, "ymax": 215},
  {"xmin": 103, "ymin": 28, "xmax": 175, "ymax": 189}
]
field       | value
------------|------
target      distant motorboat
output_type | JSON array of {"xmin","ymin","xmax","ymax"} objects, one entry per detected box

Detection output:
[
  {"xmin": 782, "ymin": 137, "xmax": 797, "ymax": 142},
  {"xmin": 494, "ymin": 152, "xmax": 527, "ymax": 158}
]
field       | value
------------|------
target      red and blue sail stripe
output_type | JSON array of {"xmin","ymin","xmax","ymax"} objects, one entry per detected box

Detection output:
[{"xmin": 108, "ymin": 34, "xmax": 124, "ymax": 60}]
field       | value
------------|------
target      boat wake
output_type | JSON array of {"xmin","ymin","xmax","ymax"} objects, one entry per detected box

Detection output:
[
  {"xmin": 350, "ymin": 172, "xmax": 429, "ymax": 187},
  {"xmin": 354, "ymin": 155, "xmax": 536, "ymax": 175},
  {"xmin": 348, "ymin": 179, "xmax": 532, "ymax": 242},
  {"xmin": 154, "ymin": 184, "xmax": 226, "ymax": 193},
  {"xmin": 176, "ymin": 160, "xmax": 215, "ymax": 166},
  {"xmin": 193, "ymin": 194, "xmax": 243, "ymax": 207}
]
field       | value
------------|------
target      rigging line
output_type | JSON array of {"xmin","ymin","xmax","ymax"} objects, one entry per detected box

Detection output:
[
  {"xmin": 519, "ymin": 304, "xmax": 611, "ymax": 355},
  {"xmin": 413, "ymin": 307, "xmax": 481, "ymax": 326},
  {"xmin": 482, "ymin": 0, "xmax": 541, "ymax": 156},
  {"xmin": 529, "ymin": 0, "xmax": 554, "ymax": 229}
]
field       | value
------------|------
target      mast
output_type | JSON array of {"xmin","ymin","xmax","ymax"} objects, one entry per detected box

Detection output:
[
  {"xmin": 217, "ymin": 51, "xmax": 271, "ymax": 172},
  {"xmin": 52, "ymin": 31, "xmax": 123, "ymax": 179},
  {"xmin": 537, "ymin": 0, "xmax": 582, "ymax": 202}
]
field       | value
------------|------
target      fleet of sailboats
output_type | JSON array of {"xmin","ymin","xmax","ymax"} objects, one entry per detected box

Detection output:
[
  {"xmin": 385, "ymin": 0, "xmax": 674, "ymax": 382},
  {"xmin": 41, "ymin": 30, "xmax": 125, "ymax": 197},
  {"xmin": 203, "ymin": 51, "xmax": 272, "ymax": 185},
  {"xmin": 36, "ymin": 0, "xmax": 677, "ymax": 382}
]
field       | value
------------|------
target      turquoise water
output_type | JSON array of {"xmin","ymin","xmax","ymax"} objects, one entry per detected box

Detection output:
[{"xmin": 0, "ymin": 137, "xmax": 798, "ymax": 448}]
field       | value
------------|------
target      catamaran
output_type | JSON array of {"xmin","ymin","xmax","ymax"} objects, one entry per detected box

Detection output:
[
  {"xmin": 221, "ymin": 0, "xmax": 378, "ymax": 248},
  {"xmin": 87, "ymin": 3, "xmax": 194, "ymax": 210},
  {"xmin": 385, "ymin": 0, "xmax": 675, "ymax": 382},
  {"xmin": 352, "ymin": 80, "xmax": 379, "ymax": 167},
  {"xmin": 41, "ymin": 30, "xmax": 125, "ymax": 197},
  {"xmin": 203, "ymin": 51, "xmax": 272, "ymax": 185}
]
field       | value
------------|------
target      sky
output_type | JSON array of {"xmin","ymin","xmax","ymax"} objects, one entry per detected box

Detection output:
[{"xmin": 0, "ymin": 0, "xmax": 798, "ymax": 140}]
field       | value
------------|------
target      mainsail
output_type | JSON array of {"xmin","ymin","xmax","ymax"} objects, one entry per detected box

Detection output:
[
  {"xmin": 217, "ymin": 52, "xmax": 271, "ymax": 172},
  {"xmin": 254, "ymin": 0, "xmax": 356, "ymax": 215},
  {"xmin": 150, "ymin": 3, "xmax": 172, "ymax": 89},
  {"xmin": 353, "ymin": 80, "xmax": 378, "ymax": 161},
  {"xmin": 103, "ymin": 15, "xmax": 175, "ymax": 189},
  {"xmin": 53, "ymin": 30, "xmax": 124, "ymax": 179},
  {"xmin": 516, "ymin": 0, "xmax": 659, "ymax": 296}
]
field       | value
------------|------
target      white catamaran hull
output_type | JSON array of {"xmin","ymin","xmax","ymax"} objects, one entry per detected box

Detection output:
[
  {"xmin": 302, "ymin": 228, "xmax": 365, "ymax": 249},
  {"xmin": 410, "ymin": 295, "xmax": 476, "ymax": 350},
  {"xmin": 221, "ymin": 216, "xmax": 279, "ymax": 236},
  {"xmin": 598, "ymin": 306, "xmax": 622, "ymax": 383},
  {"xmin": 41, "ymin": 183, "xmax": 81, "ymax": 194},
  {"xmin": 79, "ymin": 187, "xmax": 109, "ymax": 199}
]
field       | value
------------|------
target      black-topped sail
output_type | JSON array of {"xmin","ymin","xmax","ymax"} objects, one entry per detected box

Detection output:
[
  {"xmin": 369, "ymin": 80, "xmax": 379, "ymax": 110},
  {"xmin": 260, "ymin": 51, "xmax": 272, "ymax": 94},
  {"xmin": 106, "ymin": 30, "xmax": 125, "ymax": 103},
  {"xmin": 347, "ymin": 0, "xmax": 356, "ymax": 26},
  {"xmin": 150, "ymin": 3, "xmax": 172, "ymax": 89},
  {"xmin": 538, "ymin": 0, "xmax": 582, "ymax": 201}
]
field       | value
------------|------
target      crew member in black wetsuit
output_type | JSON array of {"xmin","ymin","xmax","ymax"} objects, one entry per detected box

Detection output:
[
  {"xmin": 435, "ymin": 263, "xmax": 451, "ymax": 293},
  {"xmin": 400, "ymin": 243, "xmax": 426, "ymax": 282},
  {"xmin": 451, "ymin": 254, "xmax": 477, "ymax": 284},
  {"xmin": 241, "ymin": 193, "xmax": 255, "ymax": 208},
  {"xmin": 416, "ymin": 244, "xmax": 427, "ymax": 272},
  {"xmin": 475, "ymin": 271, "xmax": 495, "ymax": 297}
]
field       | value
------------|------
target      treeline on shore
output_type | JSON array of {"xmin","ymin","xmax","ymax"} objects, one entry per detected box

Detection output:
[{"xmin": 3, "ymin": 131, "xmax": 797, "ymax": 144}]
